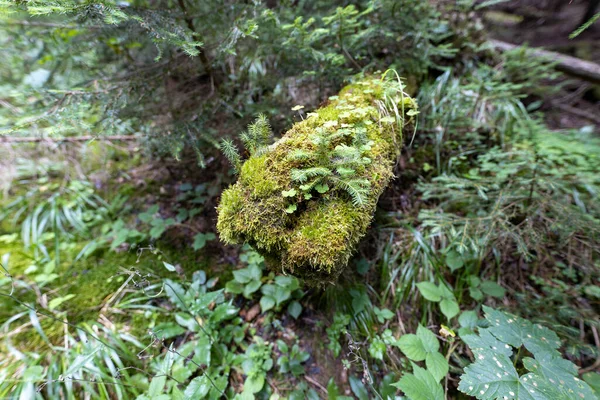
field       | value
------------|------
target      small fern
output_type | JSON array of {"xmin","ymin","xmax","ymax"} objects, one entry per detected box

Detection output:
[{"xmin": 287, "ymin": 126, "xmax": 374, "ymax": 207}]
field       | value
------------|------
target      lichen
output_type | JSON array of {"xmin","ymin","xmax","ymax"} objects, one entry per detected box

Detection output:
[{"xmin": 217, "ymin": 75, "xmax": 418, "ymax": 286}]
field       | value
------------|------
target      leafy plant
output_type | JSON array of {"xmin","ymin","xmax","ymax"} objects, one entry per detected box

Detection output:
[
  {"xmin": 276, "ymin": 339, "xmax": 310, "ymax": 377},
  {"xmin": 416, "ymin": 281, "xmax": 460, "ymax": 320},
  {"xmin": 397, "ymin": 325, "xmax": 449, "ymax": 382},
  {"xmin": 458, "ymin": 306, "xmax": 597, "ymax": 399},
  {"xmin": 326, "ymin": 312, "xmax": 351, "ymax": 357}
]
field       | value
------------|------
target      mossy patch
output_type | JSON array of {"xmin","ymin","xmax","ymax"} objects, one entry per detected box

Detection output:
[{"xmin": 217, "ymin": 75, "xmax": 418, "ymax": 286}]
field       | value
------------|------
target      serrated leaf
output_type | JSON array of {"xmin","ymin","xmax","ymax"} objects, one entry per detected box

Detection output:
[
  {"xmin": 426, "ymin": 351, "xmax": 449, "ymax": 382},
  {"xmin": 416, "ymin": 282, "xmax": 442, "ymax": 302},
  {"xmin": 184, "ymin": 376, "xmax": 210, "ymax": 399},
  {"xmin": 483, "ymin": 306, "xmax": 561, "ymax": 357},
  {"xmin": 522, "ymin": 353, "xmax": 596, "ymax": 399},
  {"xmin": 397, "ymin": 334, "xmax": 427, "ymax": 361},
  {"xmin": 459, "ymin": 310, "xmax": 479, "ymax": 330},
  {"xmin": 461, "ymin": 328, "xmax": 513, "ymax": 358},
  {"xmin": 416, "ymin": 325, "xmax": 439, "ymax": 353},
  {"xmin": 393, "ymin": 363, "xmax": 444, "ymax": 400}
]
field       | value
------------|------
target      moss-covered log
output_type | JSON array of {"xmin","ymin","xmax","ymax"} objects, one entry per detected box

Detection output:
[{"xmin": 217, "ymin": 75, "xmax": 418, "ymax": 285}]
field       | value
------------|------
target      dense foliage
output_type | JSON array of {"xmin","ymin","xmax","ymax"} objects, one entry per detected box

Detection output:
[{"xmin": 0, "ymin": 0, "xmax": 599, "ymax": 399}]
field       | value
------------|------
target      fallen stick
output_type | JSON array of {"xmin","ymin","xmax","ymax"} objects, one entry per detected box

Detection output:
[{"xmin": 489, "ymin": 39, "xmax": 600, "ymax": 84}]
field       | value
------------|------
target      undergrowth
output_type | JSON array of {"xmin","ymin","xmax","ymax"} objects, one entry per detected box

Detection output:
[{"xmin": 0, "ymin": 0, "xmax": 599, "ymax": 399}]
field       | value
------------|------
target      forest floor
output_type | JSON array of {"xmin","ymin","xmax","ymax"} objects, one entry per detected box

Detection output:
[{"xmin": 1, "ymin": 2, "xmax": 599, "ymax": 399}]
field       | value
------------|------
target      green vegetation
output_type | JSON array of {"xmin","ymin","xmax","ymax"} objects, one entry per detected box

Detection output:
[{"xmin": 1, "ymin": 0, "xmax": 599, "ymax": 399}]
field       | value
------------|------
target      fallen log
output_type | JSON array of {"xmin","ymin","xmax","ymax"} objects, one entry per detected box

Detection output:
[
  {"xmin": 217, "ymin": 74, "xmax": 418, "ymax": 286},
  {"xmin": 489, "ymin": 39, "xmax": 600, "ymax": 85}
]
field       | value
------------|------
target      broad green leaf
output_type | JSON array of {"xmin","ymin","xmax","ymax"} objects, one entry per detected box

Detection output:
[
  {"xmin": 148, "ymin": 375, "xmax": 167, "ymax": 397},
  {"xmin": 483, "ymin": 306, "xmax": 561, "ymax": 357},
  {"xmin": 446, "ymin": 250, "xmax": 464, "ymax": 271},
  {"xmin": 461, "ymin": 328, "xmax": 513, "ymax": 358},
  {"xmin": 480, "ymin": 281, "xmax": 505, "ymax": 298},
  {"xmin": 459, "ymin": 310, "xmax": 479, "ymax": 330},
  {"xmin": 192, "ymin": 232, "xmax": 216, "ymax": 250},
  {"xmin": 523, "ymin": 353, "xmax": 596, "ymax": 399},
  {"xmin": 440, "ymin": 298, "xmax": 459, "ymax": 320},
  {"xmin": 193, "ymin": 336, "xmax": 212, "ymax": 367},
  {"xmin": 260, "ymin": 295, "xmax": 275, "ymax": 312},
  {"xmin": 397, "ymin": 334, "xmax": 427, "ymax": 361},
  {"xmin": 184, "ymin": 376, "xmax": 210, "ymax": 399},
  {"xmin": 416, "ymin": 325, "xmax": 439, "ymax": 353},
  {"xmin": 287, "ymin": 300, "xmax": 302, "ymax": 319},
  {"xmin": 233, "ymin": 267, "xmax": 254, "ymax": 284},
  {"xmin": 583, "ymin": 372, "xmax": 600, "ymax": 393},
  {"xmin": 426, "ymin": 352, "xmax": 449, "ymax": 382},
  {"xmin": 470, "ymin": 286, "xmax": 484, "ymax": 301},
  {"xmin": 416, "ymin": 282, "xmax": 442, "ymax": 302},
  {"xmin": 244, "ymin": 374, "xmax": 265, "ymax": 394},
  {"xmin": 243, "ymin": 279, "xmax": 262, "ymax": 298},
  {"xmin": 349, "ymin": 375, "xmax": 370, "ymax": 400},
  {"xmin": 225, "ymin": 280, "xmax": 244, "ymax": 294},
  {"xmin": 393, "ymin": 363, "xmax": 444, "ymax": 400}
]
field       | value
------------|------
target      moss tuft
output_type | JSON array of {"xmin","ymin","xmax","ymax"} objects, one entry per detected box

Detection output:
[{"xmin": 217, "ymin": 75, "xmax": 418, "ymax": 286}]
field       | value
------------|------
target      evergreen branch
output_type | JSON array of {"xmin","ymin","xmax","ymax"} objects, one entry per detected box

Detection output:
[{"xmin": 219, "ymin": 138, "xmax": 242, "ymax": 174}]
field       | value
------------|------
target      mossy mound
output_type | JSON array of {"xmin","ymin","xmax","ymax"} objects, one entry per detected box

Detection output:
[{"xmin": 217, "ymin": 75, "xmax": 418, "ymax": 285}]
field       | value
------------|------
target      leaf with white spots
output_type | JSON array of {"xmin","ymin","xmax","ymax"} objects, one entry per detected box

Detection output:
[
  {"xmin": 523, "ymin": 353, "xmax": 597, "ymax": 400},
  {"xmin": 459, "ymin": 308, "xmax": 597, "ymax": 400},
  {"xmin": 483, "ymin": 306, "xmax": 561, "ymax": 358}
]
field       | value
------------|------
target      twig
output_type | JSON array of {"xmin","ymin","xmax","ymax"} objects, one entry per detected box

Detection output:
[
  {"xmin": 305, "ymin": 375, "xmax": 328, "ymax": 394},
  {"xmin": 551, "ymin": 102, "xmax": 600, "ymax": 125}
]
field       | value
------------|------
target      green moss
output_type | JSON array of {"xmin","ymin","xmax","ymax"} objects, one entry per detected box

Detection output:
[{"xmin": 217, "ymin": 75, "xmax": 418, "ymax": 285}]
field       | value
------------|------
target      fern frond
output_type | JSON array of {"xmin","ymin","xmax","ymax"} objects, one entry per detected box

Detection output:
[
  {"xmin": 291, "ymin": 167, "xmax": 332, "ymax": 183},
  {"xmin": 332, "ymin": 177, "xmax": 370, "ymax": 206},
  {"xmin": 287, "ymin": 149, "xmax": 312, "ymax": 161},
  {"xmin": 219, "ymin": 138, "xmax": 242, "ymax": 174}
]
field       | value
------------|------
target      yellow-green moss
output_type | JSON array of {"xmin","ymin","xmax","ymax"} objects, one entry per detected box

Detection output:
[{"xmin": 217, "ymin": 75, "xmax": 418, "ymax": 285}]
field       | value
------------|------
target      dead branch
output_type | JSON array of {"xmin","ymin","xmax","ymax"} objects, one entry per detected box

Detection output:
[{"xmin": 489, "ymin": 39, "xmax": 600, "ymax": 85}]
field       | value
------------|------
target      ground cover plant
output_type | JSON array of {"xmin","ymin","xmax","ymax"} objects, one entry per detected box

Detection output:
[{"xmin": 1, "ymin": 0, "xmax": 599, "ymax": 399}]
